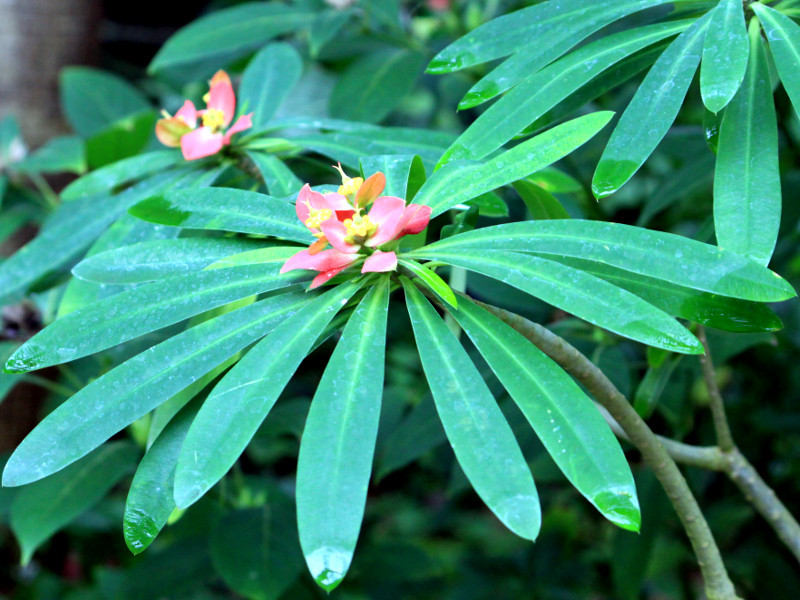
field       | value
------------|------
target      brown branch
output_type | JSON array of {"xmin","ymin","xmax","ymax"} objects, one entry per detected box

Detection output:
[{"xmin": 697, "ymin": 326, "xmax": 735, "ymax": 452}]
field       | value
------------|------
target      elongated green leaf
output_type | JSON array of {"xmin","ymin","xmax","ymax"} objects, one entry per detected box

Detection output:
[
  {"xmin": 2, "ymin": 292, "xmax": 309, "ymax": 487},
  {"xmin": 149, "ymin": 3, "xmax": 315, "ymax": 73},
  {"xmin": 451, "ymin": 297, "xmax": 640, "ymax": 531},
  {"xmin": 13, "ymin": 136, "xmax": 86, "ymax": 175},
  {"xmin": 205, "ymin": 246, "xmax": 299, "ymax": 270},
  {"xmin": 58, "ymin": 216, "xmax": 178, "ymax": 316},
  {"xmin": 701, "ymin": 0, "xmax": 749, "ymax": 112},
  {"xmin": 74, "ymin": 238, "xmax": 264, "ymax": 284},
  {"xmin": 0, "ymin": 167, "xmax": 195, "ymax": 305},
  {"xmin": 297, "ymin": 280, "xmax": 389, "ymax": 591},
  {"xmin": 246, "ymin": 151, "xmax": 303, "ymax": 198},
  {"xmin": 10, "ymin": 442, "xmax": 138, "ymax": 564},
  {"xmin": 85, "ymin": 110, "xmax": 158, "ymax": 169},
  {"xmin": 439, "ymin": 21, "xmax": 691, "ymax": 165},
  {"xmin": 60, "ymin": 67, "xmax": 151, "ymax": 138},
  {"xmin": 409, "ymin": 220, "xmax": 795, "ymax": 301},
  {"xmin": 61, "ymin": 150, "xmax": 182, "ymax": 200},
  {"xmin": 402, "ymin": 279, "xmax": 540, "ymax": 540},
  {"xmin": 397, "ymin": 259, "xmax": 457, "ymax": 308},
  {"xmin": 714, "ymin": 22, "xmax": 780, "ymax": 265},
  {"xmin": 174, "ymin": 282, "xmax": 362, "ymax": 509},
  {"xmin": 428, "ymin": 0, "xmax": 683, "ymax": 74},
  {"xmin": 359, "ymin": 155, "xmax": 424, "ymax": 199},
  {"xmin": 0, "ymin": 342, "xmax": 21, "ymax": 404},
  {"xmin": 211, "ymin": 504, "xmax": 304, "ymax": 600},
  {"xmin": 414, "ymin": 248, "xmax": 703, "ymax": 353},
  {"xmin": 634, "ymin": 354, "xmax": 681, "ymax": 418},
  {"xmin": 513, "ymin": 181, "xmax": 570, "ymax": 219},
  {"xmin": 527, "ymin": 167, "xmax": 582, "ymax": 193},
  {"xmin": 330, "ymin": 48, "xmax": 424, "ymax": 123},
  {"xmin": 130, "ymin": 188, "xmax": 313, "ymax": 243},
  {"xmin": 548, "ymin": 255, "xmax": 783, "ymax": 333},
  {"xmin": 5, "ymin": 259, "xmax": 301, "ymax": 374},
  {"xmin": 754, "ymin": 3, "xmax": 800, "ymax": 115},
  {"xmin": 309, "ymin": 8, "xmax": 352, "ymax": 57},
  {"xmin": 240, "ymin": 43, "xmax": 303, "ymax": 128},
  {"xmin": 592, "ymin": 13, "xmax": 711, "ymax": 198},
  {"xmin": 418, "ymin": 112, "xmax": 613, "ymax": 217},
  {"xmin": 124, "ymin": 397, "xmax": 202, "ymax": 554}
]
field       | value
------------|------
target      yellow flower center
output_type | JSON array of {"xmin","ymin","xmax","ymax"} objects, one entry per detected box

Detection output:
[
  {"xmin": 343, "ymin": 215, "xmax": 377, "ymax": 245},
  {"xmin": 334, "ymin": 163, "xmax": 363, "ymax": 198},
  {"xmin": 304, "ymin": 207, "xmax": 333, "ymax": 229},
  {"xmin": 201, "ymin": 109, "xmax": 226, "ymax": 132}
]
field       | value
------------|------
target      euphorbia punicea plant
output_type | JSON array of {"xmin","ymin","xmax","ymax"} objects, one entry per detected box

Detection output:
[
  {"xmin": 155, "ymin": 70, "xmax": 252, "ymax": 160},
  {"xmin": 281, "ymin": 164, "xmax": 432, "ymax": 288}
]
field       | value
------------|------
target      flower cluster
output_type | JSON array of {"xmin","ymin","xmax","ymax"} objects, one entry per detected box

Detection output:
[
  {"xmin": 281, "ymin": 165, "xmax": 432, "ymax": 288},
  {"xmin": 156, "ymin": 70, "xmax": 252, "ymax": 161}
]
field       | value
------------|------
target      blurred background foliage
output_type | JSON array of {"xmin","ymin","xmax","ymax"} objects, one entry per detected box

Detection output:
[{"xmin": 1, "ymin": 0, "xmax": 799, "ymax": 598}]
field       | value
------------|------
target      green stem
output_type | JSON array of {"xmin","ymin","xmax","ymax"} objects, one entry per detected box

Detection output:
[{"xmin": 697, "ymin": 326, "xmax": 736, "ymax": 452}]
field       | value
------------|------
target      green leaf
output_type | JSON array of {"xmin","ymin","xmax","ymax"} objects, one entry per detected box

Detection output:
[
  {"xmin": 398, "ymin": 259, "xmax": 457, "ymax": 308},
  {"xmin": 124, "ymin": 397, "xmax": 202, "ymax": 554},
  {"xmin": 309, "ymin": 8, "xmax": 353, "ymax": 57},
  {"xmin": 402, "ymin": 279, "xmax": 540, "ymax": 540},
  {"xmin": 61, "ymin": 150, "xmax": 182, "ymax": 200},
  {"xmin": 427, "ymin": 0, "xmax": 683, "ymax": 74},
  {"xmin": 129, "ymin": 188, "xmax": 313, "ymax": 243},
  {"xmin": 330, "ymin": 48, "xmax": 424, "ymax": 124},
  {"xmin": 0, "ymin": 167, "xmax": 196, "ymax": 305},
  {"xmin": 73, "ymin": 238, "xmax": 264, "ymax": 284},
  {"xmin": 148, "ymin": 3, "xmax": 315, "ymax": 73},
  {"xmin": 60, "ymin": 67, "xmax": 151, "ymax": 138},
  {"xmin": 634, "ymin": 354, "xmax": 681, "ymax": 418},
  {"xmin": 526, "ymin": 167, "xmax": 582, "ymax": 193},
  {"xmin": 246, "ymin": 151, "xmax": 303, "ymax": 197},
  {"xmin": 700, "ymin": 0, "xmax": 749, "ymax": 112},
  {"xmin": 465, "ymin": 191, "xmax": 508, "ymax": 217},
  {"xmin": 13, "ymin": 136, "xmax": 86, "ymax": 175},
  {"xmin": 211, "ymin": 505, "xmax": 304, "ymax": 600},
  {"xmin": 451, "ymin": 297, "xmax": 640, "ymax": 531},
  {"xmin": 412, "ymin": 248, "xmax": 703, "ymax": 354},
  {"xmin": 359, "ymin": 155, "xmax": 424, "ymax": 199},
  {"xmin": 547, "ymin": 255, "xmax": 783, "ymax": 333},
  {"xmin": 754, "ymin": 3, "xmax": 800, "ymax": 116},
  {"xmin": 592, "ymin": 13, "xmax": 711, "ymax": 198},
  {"xmin": 440, "ymin": 205, "xmax": 479, "ymax": 239},
  {"xmin": 173, "ymin": 282, "xmax": 362, "ymax": 509},
  {"xmin": 205, "ymin": 246, "xmax": 300, "ymax": 270},
  {"xmin": 439, "ymin": 20, "xmax": 690, "ymax": 165},
  {"xmin": 513, "ymin": 181, "xmax": 570, "ymax": 220},
  {"xmin": 85, "ymin": 110, "xmax": 158, "ymax": 169},
  {"xmin": 5, "ymin": 260, "xmax": 302, "ymax": 374},
  {"xmin": 714, "ymin": 21, "xmax": 780, "ymax": 266},
  {"xmin": 2, "ymin": 292, "xmax": 309, "ymax": 487},
  {"xmin": 418, "ymin": 112, "xmax": 613, "ymax": 217},
  {"xmin": 409, "ymin": 220, "xmax": 795, "ymax": 301},
  {"xmin": 297, "ymin": 279, "xmax": 389, "ymax": 591},
  {"xmin": 10, "ymin": 442, "xmax": 138, "ymax": 564},
  {"xmin": 0, "ymin": 115, "xmax": 26, "ymax": 167},
  {"xmin": 0, "ymin": 342, "xmax": 21, "ymax": 404},
  {"xmin": 240, "ymin": 43, "xmax": 304, "ymax": 128}
]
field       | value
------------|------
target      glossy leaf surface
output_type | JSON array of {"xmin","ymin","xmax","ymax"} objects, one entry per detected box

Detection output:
[
  {"xmin": 130, "ymin": 188, "xmax": 313, "ymax": 243},
  {"xmin": 246, "ymin": 151, "xmax": 303, "ymax": 198},
  {"xmin": 173, "ymin": 282, "xmax": 362, "ymax": 508},
  {"xmin": 2, "ymin": 293, "xmax": 309, "ymax": 487},
  {"xmin": 700, "ymin": 0, "xmax": 749, "ymax": 112},
  {"xmin": 592, "ymin": 13, "xmax": 710, "ymax": 198},
  {"xmin": 297, "ymin": 280, "xmax": 389, "ymax": 591},
  {"xmin": 418, "ymin": 112, "xmax": 613, "ymax": 217},
  {"xmin": 240, "ymin": 43, "xmax": 303, "ymax": 128},
  {"xmin": 410, "ymin": 220, "xmax": 795, "ymax": 301},
  {"xmin": 403, "ymin": 280, "xmax": 541, "ymax": 540},
  {"xmin": 754, "ymin": 3, "xmax": 800, "ymax": 115},
  {"xmin": 714, "ymin": 22, "xmax": 780, "ymax": 265},
  {"xmin": 451, "ymin": 297, "xmax": 640, "ymax": 531}
]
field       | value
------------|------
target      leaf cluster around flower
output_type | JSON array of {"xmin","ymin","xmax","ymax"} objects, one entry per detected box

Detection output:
[
  {"xmin": 155, "ymin": 70, "xmax": 253, "ymax": 161},
  {"xmin": 281, "ymin": 165, "xmax": 432, "ymax": 289}
]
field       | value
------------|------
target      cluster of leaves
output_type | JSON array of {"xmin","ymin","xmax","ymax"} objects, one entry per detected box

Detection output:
[{"xmin": 2, "ymin": 0, "xmax": 800, "ymax": 598}]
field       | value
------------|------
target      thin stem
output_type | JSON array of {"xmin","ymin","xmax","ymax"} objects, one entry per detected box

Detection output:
[
  {"xmin": 466, "ymin": 297, "xmax": 741, "ymax": 600},
  {"xmin": 697, "ymin": 326, "xmax": 735, "ymax": 452}
]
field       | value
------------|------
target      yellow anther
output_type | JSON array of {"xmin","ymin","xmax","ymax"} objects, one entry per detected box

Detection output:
[
  {"xmin": 333, "ymin": 162, "xmax": 363, "ymax": 197},
  {"xmin": 304, "ymin": 207, "xmax": 333, "ymax": 229},
  {"xmin": 201, "ymin": 108, "xmax": 226, "ymax": 131},
  {"xmin": 343, "ymin": 215, "xmax": 377, "ymax": 244}
]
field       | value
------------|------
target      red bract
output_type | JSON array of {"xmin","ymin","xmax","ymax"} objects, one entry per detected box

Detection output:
[
  {"xmin": 281, "ymin": 166, "xmax": 432, "ymax": 289},
  {"xmin": 155, "ymin": 70, "xmax": 253, "ymax": 161}
]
